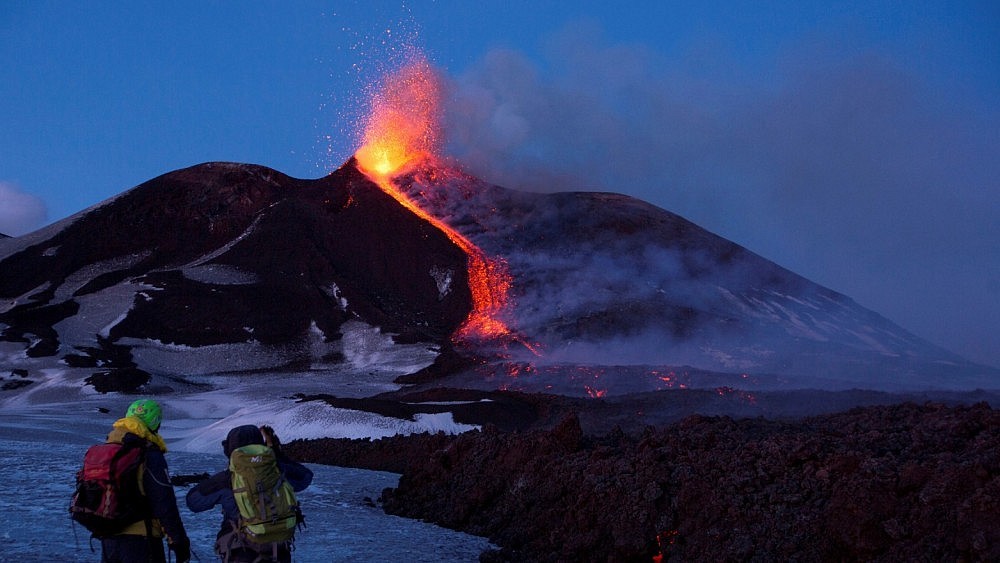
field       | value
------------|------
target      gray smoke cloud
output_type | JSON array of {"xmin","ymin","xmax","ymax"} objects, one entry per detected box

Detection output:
[
  {"xmin": 0, "ymin": 181, "xmax": 47, "ymax": 237},
  {"xmin": 440, "ymin": 26, "xmax": 1000, "ymax": 368}
]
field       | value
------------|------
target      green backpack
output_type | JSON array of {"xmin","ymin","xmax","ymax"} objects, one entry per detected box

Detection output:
[{"xmin": 229, "ymin": 444, "xmax": 300, "ymax": 544}]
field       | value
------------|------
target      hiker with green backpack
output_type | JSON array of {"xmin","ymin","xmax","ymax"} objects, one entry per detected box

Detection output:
[{"xmin": 185, "ymin": 424, "xmax": 313, "ymax": 562}]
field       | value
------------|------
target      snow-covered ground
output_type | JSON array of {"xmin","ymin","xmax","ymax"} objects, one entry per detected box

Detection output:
[
  {"xmin": 0, "ymin": 435, "xmax": 493, "ymax": 562},
  {"xmin": 0, "ymin": 366, "xmax": 493, "ymax": 562},
  {"xmin": 0, "ymin": 348, "xmax": 477, "ymax": 452}
]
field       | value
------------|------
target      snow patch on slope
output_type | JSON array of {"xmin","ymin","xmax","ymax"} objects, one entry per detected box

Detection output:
[
  {"xmin": 0, "ymin": 282, "xmax": 51, "ymax": 315},
  {"xmin": 322, "ymin": 283, "xmax": 349, "ymax": 310},
  {"xmin": 122, "ymin": 338, "xmax": 289, "ymax": 375},
  {"xmin": 0, "ymin": 367, "xmax": 97, "ymax": 407},
  {"xmin": 52, "ymin": 280, "xmax": 153, "ymax": 351},
  {"xmin": 340, "ymin": 320, "xmax": 438, "ymax": 375},
  {"xmin": 183, "ymin": 214, "xmax": 263, "ymax": 268},
  {"xmin": 52, "ymin": 252, "xmax": 150, "ymax": 301},
  {"xmin": 430, "ymin": 266, "xmax": 454, "ymax": 298},
  {"xmin": 169, "ymin": 399, "xmax": 478, "ymax": 454},
  {"xmin": 182, "ymin": 264, "xmax": 259, "ymax": 285}
]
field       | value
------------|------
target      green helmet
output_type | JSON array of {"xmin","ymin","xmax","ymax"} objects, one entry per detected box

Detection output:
[{"xmin": 125, "ymin": 399, "xmax": 162, "ymax": 433}]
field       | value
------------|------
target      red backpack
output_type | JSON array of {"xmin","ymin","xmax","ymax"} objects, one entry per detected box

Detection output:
[{"xmin": 69, "ymin": 442, "xmax": 149, "ymax": 537}]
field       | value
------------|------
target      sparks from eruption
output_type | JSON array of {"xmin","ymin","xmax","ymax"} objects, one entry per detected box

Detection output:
[
  {"xmin": 353, "ymin": 54, "xmax": 515, "ymax": 342},
  {"xmin": 354, "ymin": 55, "xmax": 438, "ymax": 177}
]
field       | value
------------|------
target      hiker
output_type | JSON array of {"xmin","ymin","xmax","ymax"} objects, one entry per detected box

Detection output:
[
  {"xmin": 97, "ymin": 399, "xmax": 191, "ymax": 563},
  {"xmin": 185, "ymin": 424, "xmax": 313, "ymax": 562}
]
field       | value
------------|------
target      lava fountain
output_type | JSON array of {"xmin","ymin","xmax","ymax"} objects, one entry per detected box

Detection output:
[{"xmin": 354, "ymin": 55, "xmax": 514, "ymax": 342}]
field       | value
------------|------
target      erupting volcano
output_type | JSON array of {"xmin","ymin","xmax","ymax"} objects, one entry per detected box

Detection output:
[
  {"xmin": 1, "ymin": 50, "xmax": 993, "ymax": 399},
  {"xmin": 353, "ymin": 55, "xmax": 514, "ymax": 343}
]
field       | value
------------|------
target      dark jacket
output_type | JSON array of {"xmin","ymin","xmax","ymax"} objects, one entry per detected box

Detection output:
[
  {"xmin": 128, "ymin": 432, "xmax": 189, "ymax": 543},
  {"xmin": 100, "ymin": 419, "xmax": 189, "ymax": 562},
  {"xmin": 185, "ymin": 458, "xmax": 313, "ymax": 528},
  {"xmin": 185, "ymin": 425, "xmax": 313, "ymax": 538}
]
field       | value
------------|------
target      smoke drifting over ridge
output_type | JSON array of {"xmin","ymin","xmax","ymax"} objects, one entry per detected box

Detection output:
[
  {"xmin": 0, "ymin": 181, "xmax": 47, "ymax": 237},
  {"xmin": 439, "ymin": 26, "xmax": 1000, "ymax": 368}
]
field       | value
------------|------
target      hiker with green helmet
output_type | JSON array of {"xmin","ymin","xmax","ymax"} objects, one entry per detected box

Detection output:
[{"xmin": 100, "ymin": 399, "xmax": 191, "ymax": 563}]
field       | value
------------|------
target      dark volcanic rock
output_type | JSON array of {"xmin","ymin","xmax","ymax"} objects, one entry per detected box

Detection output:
[
  {"xmin": 1, "ymin": 379, "xmax": 33, "ymax": 390},
  {"xmin": 394, "ymin": 342, "xmax": 480, "ymax": 384},
  {"xmin": 84, "ymin": 368, "xmax": 151, "ymax": 394},
  {"xmin": 287, "ymin": 432, "xmax": 460, "ymax": 475},
  {"xmin": 2, "ymin": 368, "xmax": 33, "ymax": 390},
  {"xmin": 170, "ymin": 472, "xmax": 211, "ymax": 487},
  {"xmin": 294, "ymin": 402, "xmax": 999, "ymax": 562}
]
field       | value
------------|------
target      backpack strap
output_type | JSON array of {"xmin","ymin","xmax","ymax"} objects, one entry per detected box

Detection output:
[
  {"xmin": 216, "ymin": 518, "xmax": 292, "ymax": 563},
  {"xmin": 117, "ymin": 442, "xmax": 158, "ymax": 552}
]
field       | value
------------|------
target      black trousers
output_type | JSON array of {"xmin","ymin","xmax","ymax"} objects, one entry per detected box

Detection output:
[
  {"xmin": 224, "ymin": 546, "xmax": 291, "ymax": 563},
  {"xmin": 100, "ymin": 535, "xmax": 166, "ymax": 563}
]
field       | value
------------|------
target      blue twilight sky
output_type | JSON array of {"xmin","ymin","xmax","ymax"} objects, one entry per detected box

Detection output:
[{"xmin": 1, "ymin": 1, "xmax": 998, "ymax": 368}]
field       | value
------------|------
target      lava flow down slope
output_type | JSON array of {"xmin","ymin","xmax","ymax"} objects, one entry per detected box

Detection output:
[{"xmin": 1, "ymin": 57, "xmax": 996, "ymax": 397}]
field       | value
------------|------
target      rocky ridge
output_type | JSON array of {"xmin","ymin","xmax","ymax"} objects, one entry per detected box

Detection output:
[{"xmin": 287, "ymin": 401, "xmax": 999, "ymax": 562}]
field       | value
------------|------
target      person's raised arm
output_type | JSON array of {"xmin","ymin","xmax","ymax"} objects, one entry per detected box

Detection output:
[{"xmin": 184, "ymin": 470, "xmax": 229, "ymax": 512}]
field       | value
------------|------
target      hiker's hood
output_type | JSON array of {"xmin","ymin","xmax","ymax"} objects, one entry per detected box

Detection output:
[
  {"xmin": 110, "ymin": 416, "xmax": 168, "ymax": 452},
  {"xmin": 223, "ymin": 424, "xmax": 264, "ymax": 457}
]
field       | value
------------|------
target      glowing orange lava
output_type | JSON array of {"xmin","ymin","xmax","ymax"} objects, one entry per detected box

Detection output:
[
  {"xmin": 354, "ymin": 55, "xmax": 514, "ymax": 341},
  {"xmin": 355, "ymin": 55, "xmax": 439, "ymax": 178}
]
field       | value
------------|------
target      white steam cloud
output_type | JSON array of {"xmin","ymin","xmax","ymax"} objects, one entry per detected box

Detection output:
[
  {"xmin": 0, "ymin": 181, "xmax": 47, "ymax": 236},
  {"xmin": 440, "ymin": 25, "xmax": 1000, "ymax": 368}
]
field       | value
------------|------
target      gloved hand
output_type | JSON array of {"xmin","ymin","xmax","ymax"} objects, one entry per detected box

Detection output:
[
  {"xmin": 260, "ymin": 425, "xmax": 282, "ymax": 456},
  {"xmin": 170, "ymin": 537, "xmax": 191, "ymax": 563}
]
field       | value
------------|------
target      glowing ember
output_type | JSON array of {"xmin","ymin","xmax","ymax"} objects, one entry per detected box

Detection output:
[
  {"xmin": 355, "ymin": 54, "xmax": 440, "ymax": 179},
  {"xmin": 354, "ymin": 55, "xmax": 515, "ymax": 342}
]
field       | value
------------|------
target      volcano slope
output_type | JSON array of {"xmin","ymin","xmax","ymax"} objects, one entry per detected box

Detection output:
[
  {"xmin": 1, "ymin": 159, "xmax": 994, "ymax": 395},
  {"xmin": 0, "ymin": 161, "xmax": 472, "ymax": 389},
  {"xmin": 386, "ymin": 164, "xmax": 995, "ymax": 394}
]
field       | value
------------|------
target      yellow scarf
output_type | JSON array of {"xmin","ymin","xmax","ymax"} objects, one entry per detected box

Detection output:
[{"xmin": 110, "ymin": 416, "xmax": 168, "ymax": 452}]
